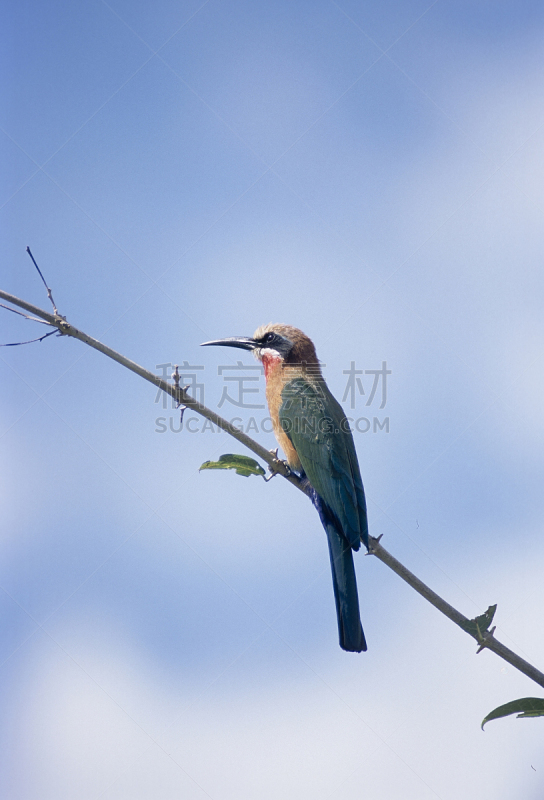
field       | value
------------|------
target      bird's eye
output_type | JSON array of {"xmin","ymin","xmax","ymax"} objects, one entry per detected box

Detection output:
[{"xmin": 264, "ymin": 332, "xmax": 276, "ymax": 344}]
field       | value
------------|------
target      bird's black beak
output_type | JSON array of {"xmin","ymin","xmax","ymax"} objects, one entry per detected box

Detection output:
[{"xmin": 201, "ymin": 336, "xmax": 259, "ymax": 351}]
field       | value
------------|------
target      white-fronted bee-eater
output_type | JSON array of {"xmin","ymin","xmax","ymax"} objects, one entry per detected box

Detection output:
[{"xmin": 202, "ymin": 324, "xmax": 369, "ymax": 652}]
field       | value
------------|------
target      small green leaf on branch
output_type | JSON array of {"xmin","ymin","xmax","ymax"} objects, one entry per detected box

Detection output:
[
  {"xmin": 200, "ymin": 453, "xmax": 266, "ymax": 478},
  {"xmin": 459, "ymin": 604, "xmax": 497, "ymax": 640},
  {"xmin": 481, "ymin": 697, "xmax": 544, "ymax": 729}
]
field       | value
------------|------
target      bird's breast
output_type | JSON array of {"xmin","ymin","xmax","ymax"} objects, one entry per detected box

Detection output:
[{"xmin": 263, "ymin": 358, "xmax": 302, "ymax": 471}]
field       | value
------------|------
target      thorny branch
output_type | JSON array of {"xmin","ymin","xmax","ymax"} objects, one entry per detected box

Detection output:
[
  {"xmin": 368, "ymin": 537, "xmax": 544, "ymax": 689},
  {"xmin": 2, "ymin": 279, "xmax": 544, "ymax": 691},
  {"xmin": 0, "ymin": 287, "xmax": 301, "ymax": 490}
]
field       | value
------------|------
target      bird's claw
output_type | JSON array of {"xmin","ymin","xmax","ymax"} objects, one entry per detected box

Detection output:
[{"xmin": 264, "ymin": 451, "xmax": 291, "ymax": 481}]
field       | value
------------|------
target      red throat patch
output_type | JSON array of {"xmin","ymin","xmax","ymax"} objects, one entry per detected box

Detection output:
[{"xmin": 261, "ymin": 351, "xmax": 283, "ymax": 380}]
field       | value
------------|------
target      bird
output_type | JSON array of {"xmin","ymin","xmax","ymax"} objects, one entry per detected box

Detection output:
[{"xmin": 201, "ymin": 324, "xmax": 369, "ymax": 652}]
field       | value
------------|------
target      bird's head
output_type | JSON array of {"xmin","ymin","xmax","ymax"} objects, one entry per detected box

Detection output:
[{"xmin": 201, "ymin": 324, "xmax": 321, "ymax": 371}]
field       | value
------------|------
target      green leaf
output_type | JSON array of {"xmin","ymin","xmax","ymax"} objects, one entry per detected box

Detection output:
[
  {"xmin": 199, "ymin": 453, "xmax": 266, "ymax": 478},
  {"xmin": 481, "ymin": 697, "xmax": 544, "ymax": 729},
  {"xmin": 459, "ymin": 604, "xmax": 497, "ymax": 639}
]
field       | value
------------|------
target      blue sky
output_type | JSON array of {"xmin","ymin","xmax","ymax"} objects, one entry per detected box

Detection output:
[{"xmin": 2, "ymin": 1, "xmax": 544, "ymax": 798}]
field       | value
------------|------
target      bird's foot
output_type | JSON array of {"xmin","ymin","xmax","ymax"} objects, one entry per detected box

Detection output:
[{"xmin": 263, "ymin": 449, "xmax": 291, "ymax": 481}]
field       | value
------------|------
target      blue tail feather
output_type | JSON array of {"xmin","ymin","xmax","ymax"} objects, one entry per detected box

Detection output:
[{"xmin": 306, "ymin": 485, "xmax": 367, "ymax": 652}]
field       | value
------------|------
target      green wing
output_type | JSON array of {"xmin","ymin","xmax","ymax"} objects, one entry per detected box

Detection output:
[{"xmin": 279, "ymin": 377, "xmax": 368, "ymax": 549}]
